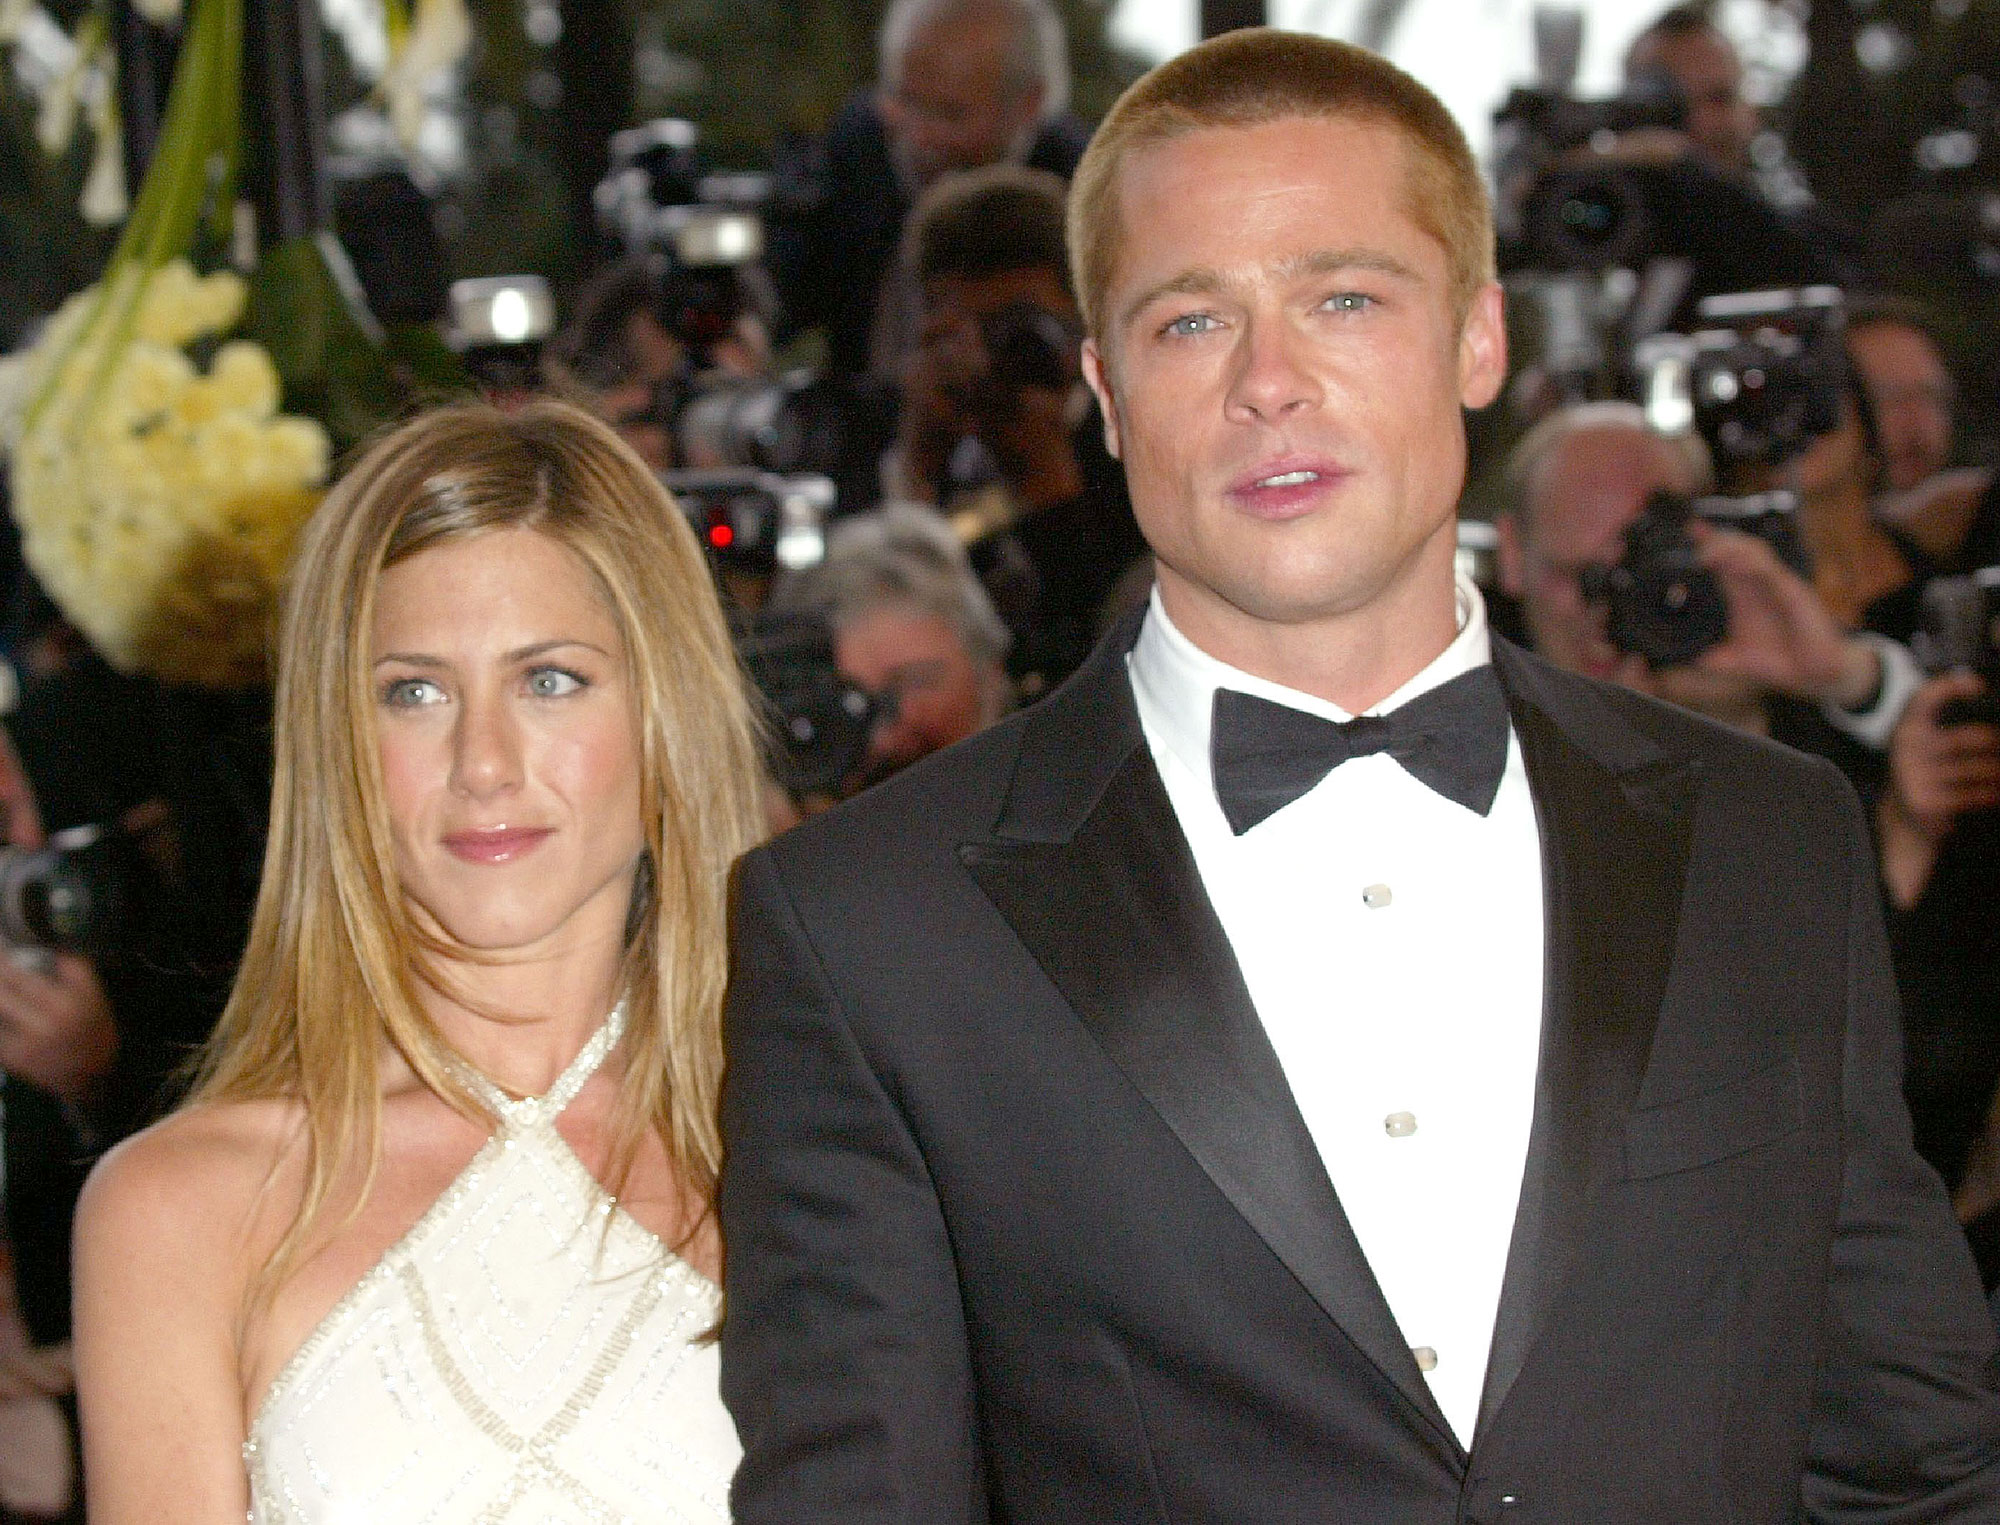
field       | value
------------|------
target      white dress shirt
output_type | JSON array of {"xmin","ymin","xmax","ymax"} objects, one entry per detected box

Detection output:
[{"xmin": 1127, "ymin": 575, "xmax": 1546, "ymax": 1446}]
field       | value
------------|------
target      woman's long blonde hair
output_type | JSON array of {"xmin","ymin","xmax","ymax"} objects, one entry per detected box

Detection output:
[{"xmin": 193, "ymin": 398, "xmax": 766, "ymax": 1303}]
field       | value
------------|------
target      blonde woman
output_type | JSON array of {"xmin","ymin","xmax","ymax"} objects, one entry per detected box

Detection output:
[{"xmin": 71, "ymin": 399, "xmax": 766, "ymax": 1522}]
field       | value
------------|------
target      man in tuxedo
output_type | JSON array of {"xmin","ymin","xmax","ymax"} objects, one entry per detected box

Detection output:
[{"xmin": 720, "ymin": 29, "xmax": 2000, "ymax": 1522}]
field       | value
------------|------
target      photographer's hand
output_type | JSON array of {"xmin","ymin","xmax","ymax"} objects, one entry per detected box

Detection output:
[
  {"xmin": 0, "ymin": 952, "xmax": 116, "ymax": 1109},
  {"xmin": 0, "ymin": 724, "xmax": 116, "ymax": 1107},
  {"xmin": 0, "ymin": 1338, "xmax": 72, "ymax": 1401},
  {"xmin": 1878, "ymin": 673, "xmax": 2000, "ymax": 908},
  {"xmin": 898, "ymin": 316, "xmax": 984, "ymax": 504},
  {"xmin": 978, "ymin": 383, "xmax": 1085, "ymax": 514},
  {"xmin": 1692, "ymin": 523, "xmax": 1879, "ymax": 705}
]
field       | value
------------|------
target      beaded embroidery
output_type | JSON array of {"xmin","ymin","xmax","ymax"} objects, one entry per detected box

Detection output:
[{"xmin": 245, "ymin": 1005, "xmax": 737, "ymax": 1523}]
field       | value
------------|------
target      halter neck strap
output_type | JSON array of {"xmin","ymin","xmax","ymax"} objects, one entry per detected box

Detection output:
[{"xmin": 452, "ymin": 1000, "xmax": 628, "ymax": 1132}]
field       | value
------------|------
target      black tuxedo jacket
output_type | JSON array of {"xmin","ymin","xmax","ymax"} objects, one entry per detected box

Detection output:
[{"xmin": 720, "ymin": 623, "xmax": 2000, "ymax": 1523}]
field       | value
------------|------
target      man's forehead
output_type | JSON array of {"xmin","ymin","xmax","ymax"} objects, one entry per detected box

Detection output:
[
  {"xmin": 1851, "ymin": 320, "xmax": 1949, "ymax": 377},
  {"xmin": 1651, "ymin": 29, "xmax": 1741, "ymax": 87},
  {"xmin": 1109, "ymin": 119, "xmax": 1439, "ymax": 275},
  {"xmin": 1534, "ymin": 427, "xmax": 1687, "ymax": 542},
  {"xmin": 1119, "ymin": 113, "xmax": 1411, "ymax": 189},
  {"xmin": 905, "ymin": 5, "xmax": 1010, "ymax": 76}
]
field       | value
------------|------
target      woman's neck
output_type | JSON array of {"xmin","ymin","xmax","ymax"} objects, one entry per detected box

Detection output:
[{"xmin": 418, "ymin": 936, "xmax": 627, "ymax": 1098}]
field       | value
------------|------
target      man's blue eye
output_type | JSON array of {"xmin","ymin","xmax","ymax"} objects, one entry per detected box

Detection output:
[
  {"xmin": 528, "ymin": 667, "xmax": 585, "ymax": 698},
  {"xmin": 1325, "ymin": 292, "xmax": 1373, "ymax": 313},
  {"xmin": 1165, "ymin": 313, "xmax": 1216, "ymax": 337}
]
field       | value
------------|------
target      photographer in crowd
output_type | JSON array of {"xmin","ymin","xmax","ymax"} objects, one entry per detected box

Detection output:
[
  {"xmin": 1855, "ymin": 295, "xmax": 2000, "ymax": 577},
  {"xmin": 1623, "ymin": 5, "xmax": 1758, "ymax": 181},
  {"xmin": 547, "ymin": 254, "xmax": 774, "ymax": 474},
  {"xmin": 766, "ymin": 503, "xmax": 1012, "ymax": 799},
  {"xmin": 768, "ymin": 0, "xmax": 1088, "ymax": 386},
  {"xmin": 1849, "ymin": 296, "xmax": 1961, "ymax": 497},
  {"xmin": 1498, "ymin": 401, "xmax": 1917, "ymax": 766},
  {"xmin": 892, "ymin": 164, "xmax": 1146, "ymax": 690},
  {"xmin": 1622, "ymin": 5, "xmax": 1865, "ymax": 287},
  {"xmin": 0, "ymin": 722, "xmax": 88, "ymax": 1524}
]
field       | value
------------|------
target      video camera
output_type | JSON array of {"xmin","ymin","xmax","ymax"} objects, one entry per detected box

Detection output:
[
  {"xmin": 1583, "ymin": 489, "xmax": 1810, "ymax": 668},
  {"xmin": 1634, "ymin": 286, "xmax": 1848, "ymax": 474},
  {"xmin": 1493, "ymin": 69, "xmax": 1690, "ymax": 271}
]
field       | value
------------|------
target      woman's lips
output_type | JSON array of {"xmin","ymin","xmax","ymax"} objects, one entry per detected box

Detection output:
[{"xmin": 442, "ymin": 826, "xmax": 554, "ymax": 863}]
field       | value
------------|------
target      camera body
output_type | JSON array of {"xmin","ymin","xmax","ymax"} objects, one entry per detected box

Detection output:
[
  {"xmin": 595, "ymin": 119, "xmax": 770, "ymax": 276},
  {"xmin": 734, "ymin": 614, "xmax": 880, "ymax": 800},
  {"xmin": 1584, "ymin": 490, "xmax": 1810, "ymax": 668},
  {"xmin": 977, "ymin": 301, "xmax": 1076, "ymax": 394},
  {"xmin": 1916, "ymin": 566, "xmax": 2000, "ymax": 725},
  {"xmin": 665, "ymin": 468, "xmax": 832, "ymax": 580},
  {"xmin": 0, "ymin": 822, "xmax": 134, "ymax": 968},
  {"xmin": 1635, "ymin": 286, "xmax": 1847, "ymax": 473},
  {"xmin": 1492, "ymin": 71, "xmax": 1687, "ymax": 271}
]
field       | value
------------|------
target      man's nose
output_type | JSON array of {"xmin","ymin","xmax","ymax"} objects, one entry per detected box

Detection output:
[
  {"xmin": 1225, "ymin": 316, "xmax": 1321, "ymax": 423},
  {"xmin": 451, "ymin": 691, "xmax": 525, "ymax": 800}
]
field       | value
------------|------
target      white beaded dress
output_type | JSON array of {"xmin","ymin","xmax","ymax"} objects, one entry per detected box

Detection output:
[{"xmin": 245, "ymin": 1006, "xmax": 739, "ymax": 1523}]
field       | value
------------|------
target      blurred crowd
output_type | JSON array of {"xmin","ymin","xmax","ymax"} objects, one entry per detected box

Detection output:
[{"xmin": 6, "ymin": 1, "xmax": 2000, "ymax": 1515}]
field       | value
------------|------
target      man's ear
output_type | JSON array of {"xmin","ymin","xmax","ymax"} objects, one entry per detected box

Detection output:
[
  {"xmin": 1082, "ymin": 337, "xmax": 1122, "ymax": 459},
  {"xmin": 1458, "ymin": 281, "xmax": 1507, "ymax": 411}
]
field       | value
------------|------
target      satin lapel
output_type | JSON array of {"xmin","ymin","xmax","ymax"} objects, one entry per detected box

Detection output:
[
  {"xmin": 1474, "ymin": 644, "xmax": 1700, "ymax": 1442},
  {"xmin": 964, "ymin": 737, "xmax": 1463, "ymax": 1463}
]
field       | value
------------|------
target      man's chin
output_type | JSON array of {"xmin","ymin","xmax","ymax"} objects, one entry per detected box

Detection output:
[{"xmin": 1165, "ymin": 549, "xmax": 1454, "ymax": 639}]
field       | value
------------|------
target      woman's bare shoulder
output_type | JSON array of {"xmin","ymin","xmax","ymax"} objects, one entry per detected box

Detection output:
[{"xmin": 76, "ymin": 1096, "xmax": 307, "ymax": 1265}]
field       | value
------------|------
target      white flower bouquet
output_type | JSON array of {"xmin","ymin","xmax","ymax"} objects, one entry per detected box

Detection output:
[{"xmin": 0, "ymin": 259, "xmax": 329, "ymax": 686}]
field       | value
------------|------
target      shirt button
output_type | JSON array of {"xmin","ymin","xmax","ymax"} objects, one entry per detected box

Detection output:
[
  {"xmin": 1384, "ymin": 1111, "xmax": 1417, "ymax": 1138},
  {"xmin": 1412, "ymin": 1345, "xmax": 1438, "ymax": 1371},
  {"xmin": 1361, "ymin": 882, "xmax": 1393, "ymax": 909}
]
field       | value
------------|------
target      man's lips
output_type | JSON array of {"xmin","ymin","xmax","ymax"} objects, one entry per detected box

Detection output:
[
  {"xmin": 1225, "ymin": 457, "xmax": 1350, "ymax": 518},
  {"xmin": 441, "ymin": 826, "xmax": 554, "ymax": 863}
]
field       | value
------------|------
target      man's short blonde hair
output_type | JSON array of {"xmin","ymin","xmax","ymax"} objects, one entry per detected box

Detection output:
[{"xmin": 1066, "ymin": 28, "xmax": 1494, "ymax": 341}]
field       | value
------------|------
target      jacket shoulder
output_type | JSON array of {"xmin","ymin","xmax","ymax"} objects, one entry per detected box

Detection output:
[
  {"xmin": 1497, "ymin": 641, "xmax": 1861, "ymax": 853},
  {"xmin": 755, "ymin": 707, "xmax": 1034, "ymax": 880}
]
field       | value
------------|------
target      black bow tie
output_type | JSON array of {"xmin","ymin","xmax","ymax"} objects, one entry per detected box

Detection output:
[{"xmin": 1209, "ymin": 665, "xmax": 1510, "ymax": 835}]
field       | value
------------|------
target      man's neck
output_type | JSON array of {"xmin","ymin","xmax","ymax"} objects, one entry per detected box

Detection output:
[{"xmin": 1155, "ymin": 558, "xmax": 1462, "ymax": 715}]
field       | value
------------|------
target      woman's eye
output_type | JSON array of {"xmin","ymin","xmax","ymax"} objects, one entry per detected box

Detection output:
[
  {"xmin": 526, "ymin": 666, "xmax": 585, "ymax": 698},
  {"xmin": 380, "ymin": 677, "xmax": 443, "ymax": 708}
]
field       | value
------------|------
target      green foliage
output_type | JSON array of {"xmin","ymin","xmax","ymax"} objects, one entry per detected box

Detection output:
[{"xmin": 244, "ymin": 231, "xmax": 404, "ymax": 450}]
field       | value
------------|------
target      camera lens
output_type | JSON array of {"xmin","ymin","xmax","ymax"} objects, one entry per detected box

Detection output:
[{"xmin": 1525, "ymin": 167, "xmax": 1652, "ymax": 270}]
